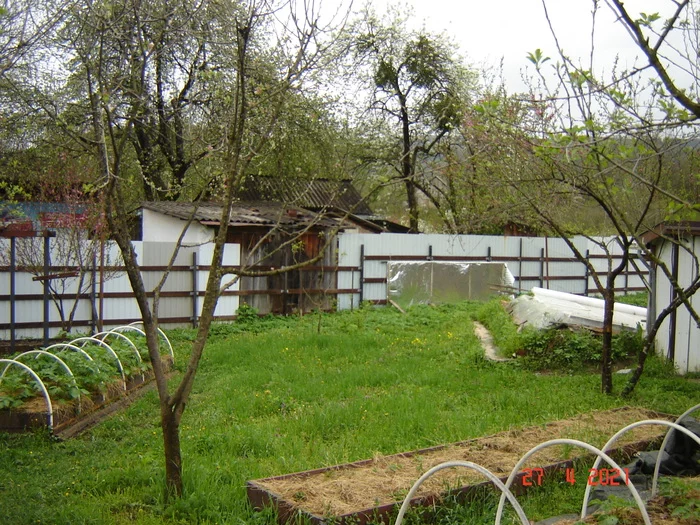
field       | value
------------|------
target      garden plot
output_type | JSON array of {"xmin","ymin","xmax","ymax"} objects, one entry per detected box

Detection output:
[
  {"xmin": 0, "ymin": 324, "xmax": 173, "ymax": 433},
  {"xmin": 247, "ymin": 407, "xmax": 673, "ymax": 524}
]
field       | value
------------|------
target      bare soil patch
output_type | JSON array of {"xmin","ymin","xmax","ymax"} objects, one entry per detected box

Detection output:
[{"xmin": 251, "ymin": 407, "xmax": 673, "ymax": 520}]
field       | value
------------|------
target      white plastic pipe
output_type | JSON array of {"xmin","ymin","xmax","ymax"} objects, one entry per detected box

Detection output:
[
  {"xmin": 648, "ymin": 405, "xmax": 700, "ymax": 497},
  {"xmin": 494, "ymin": 439, "xmax": 651, "ymax": 525},
  {"xmin": 0, "ymin": 359, "xmax": 53, "ymax": 430},
  {"xmin": 128, "ymin": 322, "xmax": 175, "ymax": 361},
  {"xmin": 581, "ymin": 420, "xmax": 700, "ymax": 519},
  {"xmin": 13, "ymin": 350, "xmax": 81, "ymax": 412},
  {"xmin": 393, "ymin": 460, "xmax": 529, "ymax": 525}
]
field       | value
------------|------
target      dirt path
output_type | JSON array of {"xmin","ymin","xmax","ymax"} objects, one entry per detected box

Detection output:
[{"xmin": 473, "ymin": 321, "xmax": 512, "ymax": 362}]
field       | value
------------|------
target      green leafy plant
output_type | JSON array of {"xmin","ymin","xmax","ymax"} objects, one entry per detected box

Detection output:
[
  {"xmin": 519, "ymin": 327, "xmax": 603, "ymax": 371},
  {"xmin": 0, "ymin": 332, "xmax": 161, "ymax": 412},
  {"xmin": 517, "ymin": 326, "xmax": 642, "ymax": 372},
  {"xmin": 236, "ymin": 304, "xmax": 260, "ymax": 323},
  {"xmin": 611, "ymin": 325, "xmax": 644, "ymax": 358},
  {"xmin": 0, "ymin": 372, "xmax": 38, "ymax": 409}
]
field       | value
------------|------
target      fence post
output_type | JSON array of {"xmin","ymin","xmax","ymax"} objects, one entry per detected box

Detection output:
[
  {"xmin": 90, "ymin": 252, "xmax": 98, "ymax": 334},
  {"xmin": 584, "ymin": 250, "xmax": 590, "ymax": 296},
  {"xmin": 10, "ymin": 236, "xmax": 16, "ymax": 352},
  {"xmin": 283, "ymin": 250, "xmax": 289, "ymax": 316},
  {"xmin": 487, "ymin": 246, "xmax": 492, "ymax": 262},
  {"xmin": 539, "ymin": 248, "xmax": 545, "ymax": 289},
  {"xmin": 518, "ymin": 238, "xmax": 523, "ymax": 293},
  {"xmin": 98, "ymin": 239, "xmax": 105, "ymax": 332},
  {"xmin": 43, "ymin": 232, "xmax": 50, "ymax": 346},
  {"xmin": 544, "ymin": 237, "xmax": 550, "ymax": 289},
  {"xmin": 191, "ymin": 251, "xmax": 199, "ymax": 328},
  {"xmin": 668, "ymin": 243, "xmax": 679, "ymax": 361},
  {"xmin": 359, "ymin": 244, "xmax": 365, "ymax": 306}
]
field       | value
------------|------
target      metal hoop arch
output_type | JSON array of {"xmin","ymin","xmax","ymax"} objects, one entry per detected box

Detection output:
[
  {"xmin": 495, "ymin": 439, "xmax": 651, "ymax": 525},
  {"xmin": 582, "ymin": 418, "xmax": 700, "ymax": 516},
  {"xmin": 393, "ymin": 460, "xmax": 529, "ymax": 525},
  {"xmin": 0, "ymin": 359, "xmax": 53, "ymax": 430}
]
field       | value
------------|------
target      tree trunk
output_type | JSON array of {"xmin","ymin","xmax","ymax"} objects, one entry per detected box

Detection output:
[
  {"xmin": 601, "ymin": 289, "xmax": 615, "ymax": 394},
  {"xmin": 162, "ymin": 408, "xmax": 183, "ymax": 498},
  {"xmin": 621, "ymin": 340, "xmax": 652, "ymax": 397},
  {"xmin": 405, "ymin": 179, "xmax": 419, "ymax": 233},
  {"xmin": 399, "ymin": 92, "xmax": 420, "ymax": 233}
]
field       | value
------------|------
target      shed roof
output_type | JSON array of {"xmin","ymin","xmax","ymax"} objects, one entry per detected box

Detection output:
[
  {"xmin": 641, "ymin": 221, "xmax": 700, "ymax": 245},
  {"xmin": 237, "ymin": 177, "xmax": 374, "ymax": 216},
  {"xmin": 141, "ymin": 201, "xmax": 341, "ymax": 230}
]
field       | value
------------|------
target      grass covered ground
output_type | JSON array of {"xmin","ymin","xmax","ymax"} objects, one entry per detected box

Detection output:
[{"xmin": 0, "ymin": 302, "xmax": 698, "ymax": 524}]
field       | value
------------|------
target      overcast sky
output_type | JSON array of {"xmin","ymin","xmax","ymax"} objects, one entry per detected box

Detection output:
[{"xmin": 347, "ymin": 0, "xmax": 676, "ymax": 93}]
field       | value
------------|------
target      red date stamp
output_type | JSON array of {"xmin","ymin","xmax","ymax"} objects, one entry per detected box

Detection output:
[{"xmin": 521, "ymin": 467, "xmax": 630, "ymax": 486}]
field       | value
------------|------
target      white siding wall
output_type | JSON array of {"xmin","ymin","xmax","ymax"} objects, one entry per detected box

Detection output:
[
  {"xmin": 653, "ymin": 236, "xmax": 700, "ymax": 374},
  {"xmin": 141, "ymin": 208, "xmax": 213, "ymax": 244}
]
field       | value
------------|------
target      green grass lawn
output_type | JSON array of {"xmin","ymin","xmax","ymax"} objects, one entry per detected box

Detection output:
[{"xmin": 0, "ymin": 302, "xmax": 697, "ymax": 524}]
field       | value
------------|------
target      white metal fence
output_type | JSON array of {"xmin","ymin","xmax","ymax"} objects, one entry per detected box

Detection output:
[
  {"xmin": 0, "ymin": 239, "xmax": 240, "ymax": 342},
  {"xmin": 336, "ymin": 234, "xmax": 649, "ymax": 310},
  {"xmin": 1, "ymin": 232, "xmax": 649, "ymax": 343}
]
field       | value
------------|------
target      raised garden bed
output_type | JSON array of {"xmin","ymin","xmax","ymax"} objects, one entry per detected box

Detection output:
[
  {"xmin": 0, "ymin": 358, "xmax": 171, "ymax": 434},
  {"xmin": 247, "ymin": 407, "xmax": 673, "ymax": 524},
  {"xmin": 0, "ymin": 326, "xmax": 174, "ymax": 435}
]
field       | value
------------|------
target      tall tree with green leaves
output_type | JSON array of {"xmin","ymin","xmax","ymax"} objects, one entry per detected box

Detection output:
[{"xmin": 350, "ymin": 8, "xmax": 474, "ymax": 232}]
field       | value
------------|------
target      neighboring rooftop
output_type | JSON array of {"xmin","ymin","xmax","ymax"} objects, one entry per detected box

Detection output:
[
  {"xmin": 236, "ymin": 176, "xmax": 374, "ymax": 216},
  {"xmin": 140, "ymin": 201, "xmax": 344, "ymax": 230}
]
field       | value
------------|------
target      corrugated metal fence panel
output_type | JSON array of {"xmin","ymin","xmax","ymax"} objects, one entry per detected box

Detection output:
[
  {"xmin": 141, "ymin": 243, "xmax": 196, "ymax": 298},
  {"xmin": 675, "ymin": 236, "xmax": 699, "ymax": 374},
  {"xmin": 653, "ymin": 241, "xmax": 674, "ymax": 360},
  {"xmin": 198, "ymin": 242, "xmax": 241, "ymax": 319},
  {"xmin": 337, "ymin": 233, "xmax": 649, "ymax": 310},
  {"xmin": 102, "ymin": 241, "xmax": 144, "ymax": 326},
  {"xmin": 1, "ymin": 240, "xmax": 243, "ymax": 339},
  {"xmin": 0, "ymin": 236, "xmax": 104, "ymax": 339},
  {"xmin": 687, "ymin": 237, "xmax": 700, "ymax": 373},
  {"xmin": 583, "ymin": 237, "xmax": 648, "ymax": 294}
]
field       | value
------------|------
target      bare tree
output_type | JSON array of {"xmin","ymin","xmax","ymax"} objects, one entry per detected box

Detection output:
[
  {"xmin": 0, "ymin": 204, "xmax": 119, "ymax": 334},
  {"xmin": 68, "ymin": 0, "xmax": 350, "ymax": 497},
  {"xmin": 495, "ymin": 0, "xmax": 700, "ymax": 394}
]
